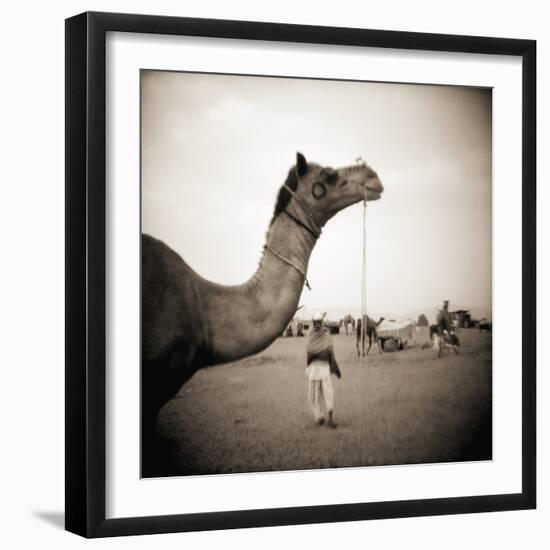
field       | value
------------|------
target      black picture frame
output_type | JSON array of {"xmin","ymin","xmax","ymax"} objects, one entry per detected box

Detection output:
[{"xmin": 65, "ymin": 11, "xmax": 536, "ymax": 538}]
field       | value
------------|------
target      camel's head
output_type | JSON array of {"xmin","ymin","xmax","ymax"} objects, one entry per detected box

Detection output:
[{"xmin": 272, "ymin": 152, "xmax": 384, "ymax": 228}]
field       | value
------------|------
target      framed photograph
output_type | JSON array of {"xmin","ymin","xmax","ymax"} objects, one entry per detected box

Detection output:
[{"xmin": 65, "ymin": 11, "xmax": 536, "ymax": 538}]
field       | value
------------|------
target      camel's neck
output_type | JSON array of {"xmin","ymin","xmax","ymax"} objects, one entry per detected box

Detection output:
[
  {"xmin": 365, "ymin": 316, "xmax": 384, "ymax": 329},
  {"xmin": 200, "ymin": 205, "xmax": 317, "ymax": 364}
]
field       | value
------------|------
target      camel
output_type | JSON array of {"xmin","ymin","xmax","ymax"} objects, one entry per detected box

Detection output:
[
  {"xmin": 356, "ymin": 315, "xmax": 385, "ymax": 356},
  {"xmin": 142, "ymin": 152, "xmax": 383, "ymax": 471},
  {"xmin": 439, "ymin": 331, "xmax": 460, "ymax": 355},
  {"xmin": 342, "ymin": 314, "xmax": 355, "ymax": 335}
]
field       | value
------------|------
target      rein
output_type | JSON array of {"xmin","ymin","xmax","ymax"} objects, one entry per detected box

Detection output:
[{"xmin": 357, "ymin": 156, "xmax": 369, "ymax": 348}]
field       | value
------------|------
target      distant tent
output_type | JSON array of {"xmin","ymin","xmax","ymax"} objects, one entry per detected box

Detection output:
[
  {"xmin": 378, "ymin": 319, "xmax": 415, "ymax": 350},
  {"xmin": 417, "ymin": 314, "xmax": 429, "ymax": 327}
]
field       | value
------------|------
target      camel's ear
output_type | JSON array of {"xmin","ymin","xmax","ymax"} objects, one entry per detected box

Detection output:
[{"xmin": 296, "ymin": 152, "xmax": 308, "ymax": 178}]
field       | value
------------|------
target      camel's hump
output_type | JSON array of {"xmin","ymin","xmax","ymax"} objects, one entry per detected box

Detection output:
[
  {"xmin": 142, "ymin": 233, "xmax": 184, "ymax": 263},
  {"xmin": 142, "ymin": 233, "xmax": 206, "ymax": 283}
]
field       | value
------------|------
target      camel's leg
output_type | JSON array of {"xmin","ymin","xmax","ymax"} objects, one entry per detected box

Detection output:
[
  {"xmin": 362, "ymin": 328, "xmax": 366, "ymax": 357},
  {"xmin": 376, "ymin": 335, "xmax": 383, "ymax": 354},
  {"xmin": 366, "ymin": 332, "xmax": 374, "ymax": 355},
  {"xmin": 356, "ymin": 336, "xmax": 360, "ymax": 357}
]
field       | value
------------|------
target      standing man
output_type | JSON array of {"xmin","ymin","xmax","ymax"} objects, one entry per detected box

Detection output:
[
  {"xmin": 437, "ymin": 300, "xmax": 452, "ymax": 334},
  {"xmin": 305, "ymin": 313, "xmax": 341, "ymax": 428}
]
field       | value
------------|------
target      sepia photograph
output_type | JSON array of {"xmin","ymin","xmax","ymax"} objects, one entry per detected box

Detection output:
[{"xmin": 140, "ymin": 70, "xmax": 492, "ymax": 478}]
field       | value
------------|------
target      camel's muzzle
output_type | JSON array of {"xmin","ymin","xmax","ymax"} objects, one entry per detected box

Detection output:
[{"xmin": 364, "ymin": 178, "xmax": 384, "ymax": 200}]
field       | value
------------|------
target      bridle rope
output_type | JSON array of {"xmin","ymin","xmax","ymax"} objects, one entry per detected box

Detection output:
[
  {"xmin": 282, "ymin": 210, "xmax": 319, "ymax": 241},
  {"xmin": 264, "ymin": 243, "xmax": 312, "ymax": 290},
  {"xmin": 283, "ymin": 172, "xmax": 321, "ymax": 239},
  {"xmin": 263, "ymin": 168, "xmax": 322, "ymax": 291}
]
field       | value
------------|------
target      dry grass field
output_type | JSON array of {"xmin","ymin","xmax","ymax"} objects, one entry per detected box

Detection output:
[{"xmin": 154, "ymin": 329, "xmax": 492, "ymax": 477}]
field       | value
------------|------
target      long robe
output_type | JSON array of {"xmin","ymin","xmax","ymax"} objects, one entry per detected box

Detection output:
[{"xmin": 306, "ymin": 328, "xmax": 341, "ymax": 378}]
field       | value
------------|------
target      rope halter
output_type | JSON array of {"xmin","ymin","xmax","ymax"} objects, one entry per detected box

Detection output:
[
  {"xmin": 264, "ymin": 243, "xmax": 312, "ymax": 290},
  {"xmin": 282, "ymin": 183, "xmax": 322, "ymax": 239},
  {"xmin": 263, "ymin": 168, "xmax": 322, "ymax": 290}
]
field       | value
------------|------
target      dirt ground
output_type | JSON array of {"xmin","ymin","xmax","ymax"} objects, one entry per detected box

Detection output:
[{"xmin": 155, "ymin": 329, "xmax": 492, "ymax": 477}]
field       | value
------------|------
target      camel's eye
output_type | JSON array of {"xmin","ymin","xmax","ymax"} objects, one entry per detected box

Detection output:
[{"xmin": 312, "ymin": 182, "xmax": 327, "ymax": 199}]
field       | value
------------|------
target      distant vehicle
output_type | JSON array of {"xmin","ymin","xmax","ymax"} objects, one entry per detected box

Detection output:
[
  {"xmin": 377, "ymin": 319, "xmax": 415, "ymax": 351},
  {"xmin": 479, "ymin": 320, "xmax": 492, "ymax": 333}
]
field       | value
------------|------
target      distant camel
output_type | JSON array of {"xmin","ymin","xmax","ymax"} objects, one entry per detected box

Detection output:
[
  {"xmin": 356, "ymin": 315, "xmax": 385, "ymax": 356},
  {"xmin": 443, "ymin": 332, "xmax": 460, "ymax": 354},
  {"xmin": 342, "ymin": 314, "xmax": 355, "ymax": 335},
  {"xmin": 142, "ymin": 152, "xmax": 383, "ymax": 474}
]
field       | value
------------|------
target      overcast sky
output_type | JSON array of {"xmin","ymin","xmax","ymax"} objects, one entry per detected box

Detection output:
[{"xmin": 141, "ymin": 70, "xmax": 492, "ymax": 319}]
